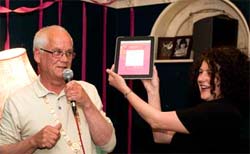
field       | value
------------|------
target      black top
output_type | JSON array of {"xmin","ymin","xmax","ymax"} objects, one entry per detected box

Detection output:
[{"xmin": 171, "ymin": 98, "xmax": 241, "ymax": 153}]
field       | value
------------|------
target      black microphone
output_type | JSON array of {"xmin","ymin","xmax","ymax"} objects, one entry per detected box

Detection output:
[{"xmin": 63, "ymin": 68, "xmax": 77, "ymax": 115}]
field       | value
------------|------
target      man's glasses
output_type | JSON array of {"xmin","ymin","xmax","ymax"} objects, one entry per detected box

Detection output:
[{"xmin": 40, "ymin": 48, "xmax": 76, "ymax": 59}]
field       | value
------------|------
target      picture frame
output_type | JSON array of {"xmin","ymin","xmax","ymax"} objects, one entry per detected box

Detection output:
[
  {"xmin": 157, "ymin": 37, "xmax": 176, "ymax": 60},
  {"xmin": 172, "ymin": 36, "xmax": 192, "ymax": 59},
  {"xmin": 114, "ymin": 36, "xmax": 154, "ymax": 79},
  {"xmin": 156, "ymin": 36, "xmax": 192, "ymax": 60}
]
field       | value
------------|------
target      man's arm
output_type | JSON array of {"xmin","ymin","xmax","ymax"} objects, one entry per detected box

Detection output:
[
  {"xmin": 0, "ymin": 124, "xmax": 62, "ymax": 154},
  {"xmin": 65, "ymin": 81, "xmax": 116, "ymax": 152},
  {"xmin": 0, "ymin": 137, "xmax": 36, "ymax": 154},
  {"xmin": 81, "ymin": 100, "xmax": 115, "ymax": 151}
]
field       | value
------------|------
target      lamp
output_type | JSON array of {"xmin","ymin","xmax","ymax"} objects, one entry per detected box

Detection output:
[{"xmin": 0, "ymin": 48, "xmax": 37, "ymax": 119}]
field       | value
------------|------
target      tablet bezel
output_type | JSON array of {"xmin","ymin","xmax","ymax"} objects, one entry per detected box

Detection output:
[{"xmin": 114, "ymin": 36, "xmax": 154, "ymax": 79}]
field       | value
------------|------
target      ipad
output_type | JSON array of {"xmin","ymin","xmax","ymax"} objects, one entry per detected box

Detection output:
[{"xmin": 114, "ymin": 36, "xmax": 154, "ymax": 79}]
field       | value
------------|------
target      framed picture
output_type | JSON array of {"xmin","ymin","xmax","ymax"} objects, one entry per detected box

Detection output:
[
  {"xmin": 172, "ymin": 36, "xmax": 192, "ymax": 59},
  {"xmin": 157, "ymin": 37, "xmax": 176, "ymax": 60},
  {"xmin": 114, "ymin": 36, "xmax": 154, "ymax": 79},
  {"xmin": 156, "ymin": 36, "xmax": 192, "ymax": 60}
]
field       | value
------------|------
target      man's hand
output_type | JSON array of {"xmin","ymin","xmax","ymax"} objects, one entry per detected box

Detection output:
[{"xmin": 30, "ymin": 123, "xmax": 62, "ymax": 149}]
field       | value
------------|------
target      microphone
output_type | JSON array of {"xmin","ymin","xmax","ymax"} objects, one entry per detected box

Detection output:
[{"xmin": 63, "ymin": 68, "xmax": 77, "ymax": 115}]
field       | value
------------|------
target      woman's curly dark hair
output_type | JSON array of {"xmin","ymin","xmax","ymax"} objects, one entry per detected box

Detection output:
[{"xmin": 191, "ymin": 47, "xmax": 249, "ymax": 112}]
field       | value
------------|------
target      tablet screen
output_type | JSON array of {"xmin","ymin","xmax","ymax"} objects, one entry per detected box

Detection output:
[{"xmin": 114, "ymin": 36, "xmax": 154, "ymax": 79}]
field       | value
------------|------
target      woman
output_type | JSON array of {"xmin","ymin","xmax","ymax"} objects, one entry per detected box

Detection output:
[
  {"xmin": 174, "ymin": 38, "xmax": 188, "ymax": 57},
  {"xmin": 106, "ymin": 47, "xmax": 249, "ymax": 153}
]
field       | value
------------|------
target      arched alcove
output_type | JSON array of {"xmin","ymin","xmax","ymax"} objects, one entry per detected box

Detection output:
[{"xmin": 150, "ymin": 0, "xmax": 249, "ymax": 57}]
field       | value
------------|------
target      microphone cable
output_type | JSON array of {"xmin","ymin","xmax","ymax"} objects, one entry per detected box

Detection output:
[
  {"xmin": 63, "ymin": 69, "xmax": 85, "ymax": 153},
  {"xmin": 74, "ymin": 111, "xmax": 85, "ymax": 154}
]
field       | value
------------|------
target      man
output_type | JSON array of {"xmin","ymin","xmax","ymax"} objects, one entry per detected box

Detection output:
[{"xmin": 0, "ymin": 25, "xmax": 116, "ymax": 154}]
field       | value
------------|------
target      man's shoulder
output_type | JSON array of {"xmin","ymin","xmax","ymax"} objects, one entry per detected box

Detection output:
[
  {"xmin": 8, "ymin": 81, "xmax": 34, "ymax": 99},
  {"xmin": 76, "ymin": 80, "xmax": 95, "ymax": 89},
  {"xmin": 75, "ymin": 80, "xmax": 100, "ymax": 96}
]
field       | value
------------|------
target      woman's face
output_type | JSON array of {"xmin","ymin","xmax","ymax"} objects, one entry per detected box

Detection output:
[
  {"xmin": 197, "ymin": 61, "xmax": 222, "ymax": 101},
  {"xmin": 180, "ymin": 43, "xmax": 186, "ymax": 48}
]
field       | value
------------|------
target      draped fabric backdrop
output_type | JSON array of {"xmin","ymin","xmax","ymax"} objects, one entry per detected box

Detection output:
[
  {"xmin": 0, "ymin": 0, "xmax": 249, "ymax": 153},
  {"xmin": 0, "ymin": 0, "xmax": 141, "ymax": 153}
]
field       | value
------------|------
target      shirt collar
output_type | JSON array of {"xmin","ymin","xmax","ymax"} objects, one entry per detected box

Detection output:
[
  {"xmin": 32, "ymin": 76, "xmax": 51, "ymax": 98},
  {"xmin": 33, "ymin": 76, "xmax": 66, "ymax": 98}
]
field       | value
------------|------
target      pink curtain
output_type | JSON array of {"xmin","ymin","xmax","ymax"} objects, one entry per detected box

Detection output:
[
  {"xmin": 127, "ymin": 7, "xmax": 135, "ymax": 154},
  {"xmin": 102, "ymin": 6, "xmax": 108, "ymax": 111},
  {"xmin": 4, "ymin": 0, "xmax": 9, "ymax": 49},
  {"xmin": 0, "ymin": 0, "xmax": 58, "ymax": 49},
  {"xmin": 0, "ymin": 2, "xmax": 136, "ymax": 153},
  {"xmin": 81, "ymin": 2, "xmax": 87, "ymax": 81}
]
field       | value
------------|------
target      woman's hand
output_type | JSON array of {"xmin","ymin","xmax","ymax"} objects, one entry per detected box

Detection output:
[
  {"xmin": 106, "ymin": 65, "xmax": 131, "ymax": 95},
  {"xmin": 142, "ymin": 66, "xmax": 160, "ymax": 94}
]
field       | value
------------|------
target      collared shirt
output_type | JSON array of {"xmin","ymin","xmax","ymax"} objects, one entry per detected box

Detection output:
[{"xmin": 0, "ymin": 77, "xmax": 116, "ymax": 154}]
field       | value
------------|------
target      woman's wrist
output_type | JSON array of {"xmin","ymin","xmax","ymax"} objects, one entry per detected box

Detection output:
[
  {"xmin": 124, "ymin": 89, "xmax": 132, "ymax": 98},
  {"xmin": 147, "ymin": 88, "xmax": 159, "ymax": 96}
]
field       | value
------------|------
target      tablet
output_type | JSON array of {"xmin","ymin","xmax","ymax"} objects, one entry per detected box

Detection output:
[{"xmin": 114, "ymin": 36, "xmax": 154, "ymax": 79}]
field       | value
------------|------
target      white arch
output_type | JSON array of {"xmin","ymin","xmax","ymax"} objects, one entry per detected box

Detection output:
[{"xmin": 150, "ymin": 0, "xmax": 250, "ymax": 57}]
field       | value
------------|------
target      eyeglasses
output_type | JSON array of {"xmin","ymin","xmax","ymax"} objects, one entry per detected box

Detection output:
[{"xmin": 40, "ymin": 48, "xmax": 76, "ymax": 59}]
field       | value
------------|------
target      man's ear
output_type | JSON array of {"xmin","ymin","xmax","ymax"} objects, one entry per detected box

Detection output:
[{"xmin": 34, "ymin": 48, "xmax": 41, "ymax": 63}]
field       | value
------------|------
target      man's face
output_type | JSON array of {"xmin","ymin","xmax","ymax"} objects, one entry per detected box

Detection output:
[{"xmin": 35, "ymin": 31, "xmax": 74, "ymax": 82}]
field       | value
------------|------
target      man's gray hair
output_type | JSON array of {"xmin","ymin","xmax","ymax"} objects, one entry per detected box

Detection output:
[{"xmin": 33, "ymin": 25, "xmax": 73, "ymax": 52}]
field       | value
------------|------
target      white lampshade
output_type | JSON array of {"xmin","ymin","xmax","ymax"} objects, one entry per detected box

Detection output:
[{"xmin": 0, "ymin": 48, "xmax": 37, "ymax": 119}]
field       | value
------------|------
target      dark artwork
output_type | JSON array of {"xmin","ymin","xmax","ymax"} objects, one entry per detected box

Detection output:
[
  {"xmin": 157, "ymin": 37, "xmax": 175, "ymax": 59},
  {"xmin": 157, "ymin": 36, "xmax": 192, "ymax": 60}
]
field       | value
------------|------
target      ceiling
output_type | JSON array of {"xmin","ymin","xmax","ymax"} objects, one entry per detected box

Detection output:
[{"xmin": 80, "ymin": 0, "xmax": 174, "ymax": 8}]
